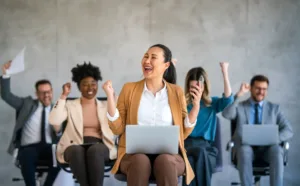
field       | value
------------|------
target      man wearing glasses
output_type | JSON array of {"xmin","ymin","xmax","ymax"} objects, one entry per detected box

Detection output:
[
  {"xmin": 222, "ymin": 75, "xmax": 293, "ymax": 186},
  {"xmin": 1, "ymin": 61, "xmax": 60, "ymax": 186}
]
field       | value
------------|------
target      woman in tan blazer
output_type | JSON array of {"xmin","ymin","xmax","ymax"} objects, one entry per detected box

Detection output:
[
  {"xmin": 49, "ymin": 62, "xmax": 117, "ymax": 186},
  {"xmin": 102, "ymin": 44, "xmax": 203, "ymax": 186}
]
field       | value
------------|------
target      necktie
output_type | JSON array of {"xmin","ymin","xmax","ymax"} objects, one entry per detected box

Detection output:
[
  {"xmin": 41, "ymin": 106, "xmax": 46, "ymax": 144},
  {"xmin": 254, "ymin": 103, "xmax": 260, "ymax": 124}
]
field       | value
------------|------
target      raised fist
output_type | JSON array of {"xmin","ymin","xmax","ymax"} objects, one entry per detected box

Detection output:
[{"xmin": 102, "ymin": 80, "xmax": 115, "ymax": 97}]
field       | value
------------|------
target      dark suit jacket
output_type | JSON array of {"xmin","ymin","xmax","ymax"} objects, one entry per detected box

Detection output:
[
  {"xmin": 222, "ymin": 96, "xmax": 293, "ymax": 157},
  {"xmin": 0, "ymin": 76, "xmax": 58, "ymax": 155}
]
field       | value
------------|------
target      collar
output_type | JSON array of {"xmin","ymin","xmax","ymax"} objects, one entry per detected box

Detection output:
[
  {"xmin": 38, "ymin": 101, "xmax": 51, "ymax": 110},
  {"xmin": 143, "ymin": 80, "xmax": 167, "ymax": 95},
  {"xmin": 249, "ymin": 98, "xmax": 264, "ymax": 108}
]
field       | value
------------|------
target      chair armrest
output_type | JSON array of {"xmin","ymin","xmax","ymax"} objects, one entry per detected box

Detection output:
[
  {"xmin": 226, "ymin": 141, "xmax": 234, "ymax": 151},
  {"xmin": 12, "ymin": 148, "xmax": 19, "ymax": 166},
  {"xmin": 51, "ymin": 144, "xmax": 57, "ymax": 167},
  {"xmin": 282, "ymin": 141, "xmax": 290, "ymax": 166},
  {"xmin": 226, "ymin": 140, "xmax": 235, "ymax": 165},
  {"xmin": 282, "ymin": 141, "xmax": 290, "ymax": 150},
  {"xmin": 115, "ymin": 135, "xmax": 119, "ymax": 146}
]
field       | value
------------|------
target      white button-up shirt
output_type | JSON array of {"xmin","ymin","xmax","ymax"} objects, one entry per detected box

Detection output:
[
  {"xmin": 107, "ymin": 82, "xmax": 196, "ymax": 128},
  {"xmin": 21, "ymin": 102, "xmax": 52, "ymax": 146}
]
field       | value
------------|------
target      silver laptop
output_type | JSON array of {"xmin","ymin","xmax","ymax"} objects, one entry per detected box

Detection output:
[
  {"xmin": 126, "ymin": 125, "xmax": 179, "ymax": 154},
  {"xmin": 241, "ymin": 124, "xmax": 279, "ymax": 146}
]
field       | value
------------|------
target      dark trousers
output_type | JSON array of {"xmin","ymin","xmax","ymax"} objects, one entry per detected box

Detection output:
[
  {"xmin": 120, "ymin": 153, "xmax": 185, "ymax": 186},
  {"xmin": 18, "ymin": 143, "xmax": 60, "ymax": 186},
  {"xmin": 64, "ymin": 136, "xmax": 109, "ymax": 186},
  {"xmin": 183, "ymin": 137, "xmax": 218, "ymax": 186}
]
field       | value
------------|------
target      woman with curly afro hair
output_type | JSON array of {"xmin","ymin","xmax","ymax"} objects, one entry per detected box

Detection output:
[{"xmin": 49, "ymin": 62, "xmax": 117, "ymax": 186}]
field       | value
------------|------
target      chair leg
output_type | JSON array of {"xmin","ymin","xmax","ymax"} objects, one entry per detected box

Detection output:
[
  {"xmin": 35, "ymin": 173, "xmax": 43, "ymax": 186},
  {"xmin": 35, "ymin": 179, "xmax": 41, "ymax": 186},
  {"xmin": 231, "ymin": 177, "xmax": 261, "ymax": 186},
  {"xmin": 254, "ymin": 177, "xmax": 260, "ymax": 186}
]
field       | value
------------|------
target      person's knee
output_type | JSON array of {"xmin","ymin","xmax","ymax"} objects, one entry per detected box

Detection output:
[
  {"xmin": 268, "ymin": 145, "xmax": 283, "ymax": 165},
  {"xmin": 87, "ymin": 143, "xmax": 107, "ymax": 156},
  {"xmin": 130, "ymin": 154, "xmax": 151, "ymax": 168},
  {"xmin": 187, "ymin": 155, "xmax": 194, "ymax": 164},
  {"xmin": 237, "ymin": 145, "xmax": 253, "ymax": 162},
  {"xmin": 66, "ymin": 145, "xmax": 84, "ymax": 153},
  {"xmin": 238, "ymin": 145, "xmax": 253, "ymax": 155},
  {"xmin": 268, "ymin": 145, "xmax": 283, "ymax": 157},
  {"xmin": 64, "ymin": 145, "xmax": 85, "ymax": 160},
  {"xmin": 124, "ymin": 154, "xmax": 151, "ymax": 176},
  {"xmin": 154, "ymin": 154, "xmax": 174, "ymax": 169},
  {"xmin": 187, "ymin": 147, "xmax": 205, "ymax": 158},
  {"xmin": 154, "ymin": 154, "xmax": 184, "ymax": 177}
]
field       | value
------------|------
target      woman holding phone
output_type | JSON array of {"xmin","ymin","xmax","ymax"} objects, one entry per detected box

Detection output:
[{"xmin": 183, "ymin": 62, "xmax": 234, "ymax": 186}]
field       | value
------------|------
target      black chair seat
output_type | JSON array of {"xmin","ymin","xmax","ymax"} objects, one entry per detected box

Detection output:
[
  {"xmin": 253, "ymin": 159, "xmax": 269, "ymax": 167},
  {"xmin": 59, "ymin": 163, "xmax": 72, "ymax": 173},
  {"xmin": 114, "ymin": 174, "xmax": 160, "ymax": 184},
  {"xmin": 232, "ymin": 158, "xmax": 269, "ymax": 169},
  {"xmin": 104, "ymin": 160, "xmax": 115, "ymax": 172},
  {"xmin": 115, "ymin": 173, "xmax": 182, "ymax": 184},
  {"xmin": 59, "ymin": 160, "xmax": 115, "ymax": 175}
]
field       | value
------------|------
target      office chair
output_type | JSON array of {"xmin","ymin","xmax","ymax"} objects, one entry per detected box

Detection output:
[
  {"xmin": 226, "ymin": 119, "xmax": 290, "ymax": 186},
  {"xmin": 12, "ymin": 145, "xmax": 58, "ymax": 186}
]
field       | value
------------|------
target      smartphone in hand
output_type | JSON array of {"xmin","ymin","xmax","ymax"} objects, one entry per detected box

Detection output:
[
  {"xmin": 191, "ymin": 75, "xmax": 204, "ymax": 100},
  {"xmin": 198, "ymin": 75, "xmax": 204, "ymax": 86}
]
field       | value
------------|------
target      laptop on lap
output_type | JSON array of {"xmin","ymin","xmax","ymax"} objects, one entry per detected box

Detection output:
[
  {"xmin": 241, "ymin": 124, "xmax": 279, "ymax": 146},
  {"xmin": 126, "ymin": 125, "xmax": 179, "ymax": 154}
]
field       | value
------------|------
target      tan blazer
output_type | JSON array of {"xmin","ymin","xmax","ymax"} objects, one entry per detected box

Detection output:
[
  {"xmin": 49, "ymin": 98, "xmax": 117, "ymax": 164},
  {"xmin": 109, "ymin": 79, "xmax": 195, "ymax": 185}
]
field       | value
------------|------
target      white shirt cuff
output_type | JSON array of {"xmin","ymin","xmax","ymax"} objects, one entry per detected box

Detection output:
[
  {"xmin": 184, "ymin": 117, "xmax": 196, "ymax": 128},
  {"xmin": 106, "ymin": 109, "xmax": 120, "ymax": 122},
  {"xmin": 2, "ymin": 75, "xmax": 10, "ymax": 78}
]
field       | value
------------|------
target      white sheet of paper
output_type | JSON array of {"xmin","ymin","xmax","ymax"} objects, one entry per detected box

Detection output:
[{"xmin": 6, "ymin": 47, "xmax": 26, "ymax": 75}]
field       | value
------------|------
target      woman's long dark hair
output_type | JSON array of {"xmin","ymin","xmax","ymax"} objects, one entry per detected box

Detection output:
[{"xmin": 150, "ymin": 44, "xmax": 177, "ymax": 84}]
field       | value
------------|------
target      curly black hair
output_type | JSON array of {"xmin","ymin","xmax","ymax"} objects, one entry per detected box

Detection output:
[{"xmin": 71, "ymin": 62, "xmax": 102, "ymax": 87}]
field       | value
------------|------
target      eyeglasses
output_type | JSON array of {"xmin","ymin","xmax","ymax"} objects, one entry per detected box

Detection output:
[
  {"xmin": 254, "ymin": 87, "xmax": 268, "ymax": 91},
  {"xmin": 37, "ymin": 90, "xmax": 52, "ymax": 96}
]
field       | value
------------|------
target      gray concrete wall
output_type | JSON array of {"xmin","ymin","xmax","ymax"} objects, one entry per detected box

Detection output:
[{"xmin": 0, "ymin": 0, "xmax": 299, "ymax": 185}]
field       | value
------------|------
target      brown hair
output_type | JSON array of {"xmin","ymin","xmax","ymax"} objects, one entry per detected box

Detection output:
[
  {"xmin": 250, "ymin": 75, "xmax": 269, "ymax": 86},
  {"xmin": 184, "ymin": 67, "xmax": 211, "ymax": 106}
]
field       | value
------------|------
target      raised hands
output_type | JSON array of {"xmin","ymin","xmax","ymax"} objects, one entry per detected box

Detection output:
[
  {"xmin": 61, "ymin": 82, "xmax": 71, "ymax": 99},
  {"xmin": 102, "ymin": 80, "xmax": 115, "ymax": 98},
  {"xmin": 2, "ymin": 61, "xmax": 12, "ymax": 75},
  {"xmin": 220, "ymin": 62, "xmax": 229, "ymax": 74},
  {"xmin": 237, "ymin": 83, "xmax": 250, "ymax": 97}
]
